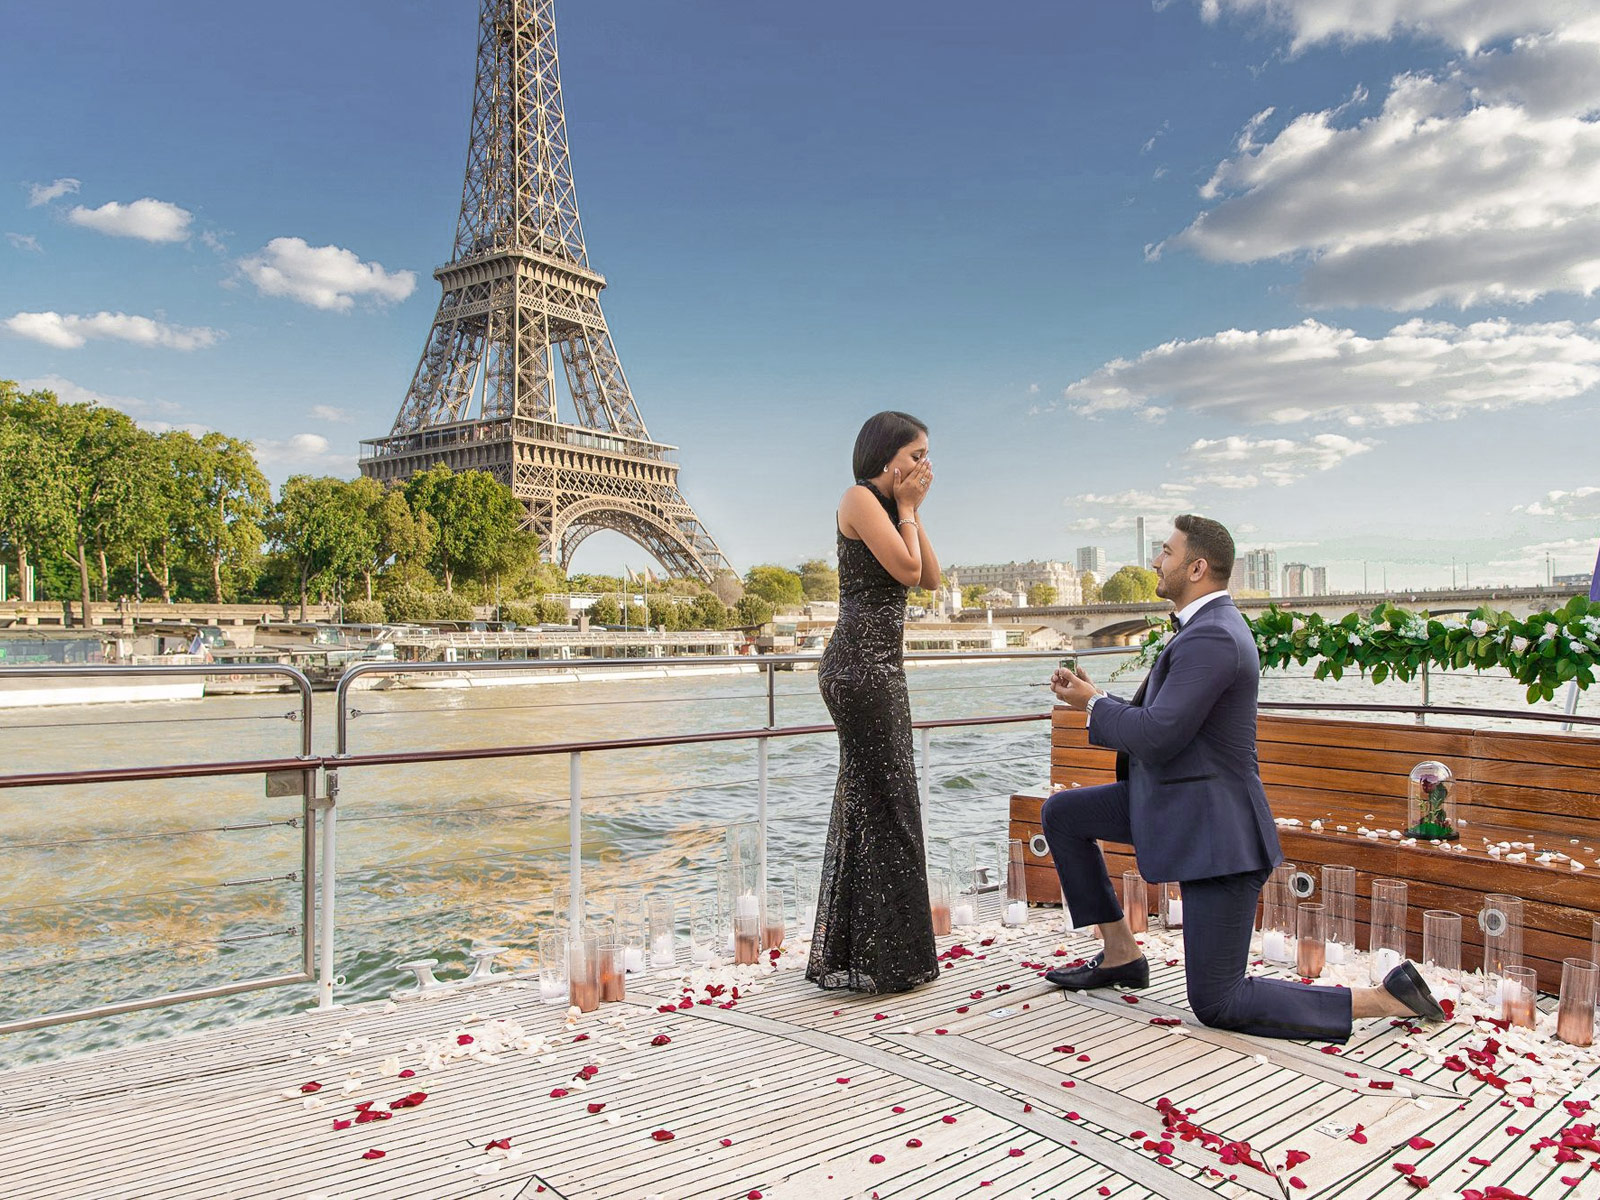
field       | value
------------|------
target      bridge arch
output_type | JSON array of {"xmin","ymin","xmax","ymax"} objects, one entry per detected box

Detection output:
[{"xmin": 551, "ymin": 496, "xmax": 719, "ymax": 582}]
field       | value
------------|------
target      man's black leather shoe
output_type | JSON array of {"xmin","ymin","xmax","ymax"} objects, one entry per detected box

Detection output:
[
  {"xmin": 1382, "ymin": 960, "xmax": 1446, "ymax": 1021},
  {"xmin": 1044, "ymin": 954, "xmax": 1149, "ymax": 991}
]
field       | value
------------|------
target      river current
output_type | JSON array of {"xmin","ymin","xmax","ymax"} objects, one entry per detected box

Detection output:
[{"xmin": 0, "ymin": 654, "xmax": 1587, "ymax": 1067}]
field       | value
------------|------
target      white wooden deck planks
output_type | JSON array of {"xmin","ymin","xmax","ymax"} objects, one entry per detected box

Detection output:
[{"xmin": 0, "ymin": 909, "xmax": 1595, "ymax": 1200}]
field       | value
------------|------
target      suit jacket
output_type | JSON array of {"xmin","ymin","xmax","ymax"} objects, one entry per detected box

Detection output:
[{"xmin": 1088, "ymin": 593, "xmax": 1282, "ymax": 883}]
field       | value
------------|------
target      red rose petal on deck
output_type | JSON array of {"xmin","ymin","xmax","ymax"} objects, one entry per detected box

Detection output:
[
  {"xmin": 486, "ymin": 1138, "xmax": 512, "ymax": 1151},
  {"xmin": 456, "ymin": 1034, "xmax": 474, "ymax": 1045},
  {"xmin": 956, "ymin": 1006, "xmax": 970, "ymax": 1014},
  {"xmin": 1098, "ymin": 1189, "xmax": 1110, "ymax": 1197},
  {"xmin": 1121, "ymin": 994, "xmax": 1140, "ymax": 1004},
  {"xmin": 1468, "ymin": 1156, "xmax": 1492, "ymax": 1166},
  {"xmin": 891, "ymin": 1106, "xmax": 906, "ymax": 1114},
  {"xmin": 332, "ymin": 1119, "xmax": 351, "ymax": 1131},
  {"xmin": 1407, "ymin": 1136, "xmax": 1434, "ymax": 1150},
  {"xmin": 650, "ymin": 1129, "xmax": 675, "ymax": 1142},
  {"xmin": 1367, "ymin": 1080, "xmax": 1393, "ymax": 1090},
  {"xmin": 299, "ymin": 1081, "xmax": 322, "ymax": 1093},
  {"xmin": 869, "ymin": 1154, "xmax": 886, "ymax": 1164},
  {"xmin": 361, "ymin": 1149, "xmax": 386, "ymax": 1160},
  {"xmin": 1284, "ymin": 1149, "xmax": 1310, "ymax": 1169},
  {"xmin": 907, "ymin": 1138, "xmax": 923, "ymax": 1148},
  {"xmin": 587, "ymin": 1103, "xmax": 606, "ymax": 1114},
  {"xmin": 549, "ymin": 1088, "xmax": 569, "ymax": 1098},
  {"xmin": 390, "ymin": 1092, "xmax": 427, "ymax": 1109},
  {"xmin": 651, "ymin": 1035, "xmax": 672, "ymax": 1046},
  {"xmin": 942, "ymin": 1115, "xmax": 958, "ymax": 1124},
  {"xmin": 873, "ymin": 1012, "xmax": 888, "ymax": 1020},
  {"xmin": 1077, "ymin": 1054, "xmax": 1090, "ymax": 1062},
  {"xmin": 1404, "ymin": 1175, "xmax": 1428, "ymax": 1189},
  {"xmin": 748, "ymin": 1192, "xmax": 764, "ymax": 1200},
  {"xmin": 1506, "ymin": 1126, "xmax": 1525, "ymax": 1136},
  {"xmin": 1008, "ymin": 1148, "xmax": 1024, "ymax": 1157},
  {"xmin": 1053, "ymin": 1045, "xmax": 1075, "ymax": 1054},
  {"xmin": 836, "ymin": 1077, "xmax": 851, "ymax": 1085},
  {"xmin": 1289, "ymin": 1177, "xmax": 1307, "ymax": 1190},
  {"xmin": 934, "ymin": 1028, "xmax": 948, "ymax": 1035},
  {"xmin": 397, "ymin": 1069, "xmax": 415, "ymax": 1079},
  {"xmin": 1348, "ymin": 1124, "xmax": 1367, "ymax": 1144},
  {"xmin": 1393, "ymin": 1163, "xmax": 1417, "ymax": 1174},
  {"xmin": 572, "ymin": 1033, "xmax": 591, "ymax": 1042},
  {"xmin": 720, "ymin": 1138, "xmax": 733, "ymax": 1147}
]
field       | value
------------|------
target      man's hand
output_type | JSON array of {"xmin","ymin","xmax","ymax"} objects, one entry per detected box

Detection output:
[{"xmin": 1049, "ymin": 664, "xmax": 1103, "ymax": 712}]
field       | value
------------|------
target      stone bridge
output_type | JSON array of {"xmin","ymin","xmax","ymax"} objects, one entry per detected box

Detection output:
[{"xmin": 959, "ymin": 586, "xmax": 1585, "ymax": 646}]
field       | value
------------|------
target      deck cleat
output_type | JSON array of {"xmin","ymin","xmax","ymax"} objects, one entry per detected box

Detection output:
[
  {"xmin": 393, "ymin": 957, "xmax": 449, "ymax": 997},
  {"xmin": 465, "ymin": 944, "xmax": 510, "ymax": 984}
]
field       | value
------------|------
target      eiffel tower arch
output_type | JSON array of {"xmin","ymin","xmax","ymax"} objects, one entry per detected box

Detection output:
[{"xmin": 359, "ymin": 0, "xmax": 733, "ymax": 583}]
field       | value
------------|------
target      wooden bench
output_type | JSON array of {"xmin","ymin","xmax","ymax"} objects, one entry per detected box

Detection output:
[{"xmin": 1009, "ymin": 708, "xmax": 1600, "ymax": 990}]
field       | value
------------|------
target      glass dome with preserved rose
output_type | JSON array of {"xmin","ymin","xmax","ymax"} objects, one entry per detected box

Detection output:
[{"xmin": 1405, "ymin": 760, "xmax": 1458, "ymax": 841}]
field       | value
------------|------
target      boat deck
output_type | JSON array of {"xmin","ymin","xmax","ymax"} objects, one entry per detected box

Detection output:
[{"xmin": 2, "ymin": 909, "xmax": 1596, "ymax": 1200}]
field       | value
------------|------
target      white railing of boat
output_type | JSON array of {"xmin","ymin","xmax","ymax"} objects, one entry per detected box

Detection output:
[{"xmin": 0, "ymin": 648, "xmax": 1594, "ymax": 1036}]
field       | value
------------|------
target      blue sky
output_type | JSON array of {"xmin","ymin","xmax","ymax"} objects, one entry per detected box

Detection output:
[{"xmin": 3, "ymin": 0, "xmax": 1597, "ymax": 590}]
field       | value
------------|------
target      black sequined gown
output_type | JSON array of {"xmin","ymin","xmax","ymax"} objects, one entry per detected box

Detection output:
[{"xmin": 806, "ymin": 484, "xmax": 939, "ymax": 993}]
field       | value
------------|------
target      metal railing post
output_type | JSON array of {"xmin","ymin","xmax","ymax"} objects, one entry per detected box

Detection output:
[
  {"xmin": 315, "ymin": 769, "xmax": 340, "ymax": 1010},
  {"xmin": 569, "ymin": 751, "xmax": 583, "ymax": 931}
]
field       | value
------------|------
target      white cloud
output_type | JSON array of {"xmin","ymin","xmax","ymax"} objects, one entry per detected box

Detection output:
[
  {"xmin": 200, "ymin": 230, "xmax": 228, "ymax": 253},
  {"xmin": 6, "ymin": 233, "xmax": 41, "ymax": 252},
  {"xmin": 1197, "ymin": 0, "xmax": 1591, "ymax": 53},
  {"xmin": 3, "ymin": 310, "xmax": 221, "ymax": 351},
  {"xmin": 19, "ymin": 374, "xmax": 181, "ymax": 419},
  {"xmin": 1064, "ymin": 484, "xmax": 1196, "ymax": 533},
  {"xmin": 26, "ymin": 177, "xmax": 80, "ymax": 207},
  {"xmin": 1061, "ymin": 317, "xmax": 1600, "ymax": 425},
  {"xmin": 1164, "ymin": 17, "xmax": 1600, "ymax": 308},
  {"xmin": 1514, "ymin": 485, "xmax": 1600, "ymax": 519},
  {"xmin": 253, "ymin": 432, "xmax": 356, "ymax": 478},
  {"xmin": 67, "ymin": 197, "xmax": 193, "ymax": 243},
  {"xmin": 1183, "ymin": 432, "xmax": 1375, "ymax": 488},
  {"xmin": 308, "ymin": 404, "xmax": 351, "ymax": 423},
  {"xmin": 237, "ymin": 237, "xmax": 416, "ymax": 311}
]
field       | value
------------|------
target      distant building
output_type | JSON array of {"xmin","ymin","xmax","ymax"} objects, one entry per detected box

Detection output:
[
  {"xmin": 949, "ymin": 560, "xmax": 1082, "ymax": 605},
  {"xmin": 1150, "ymin": 539, "xmax": 1165, "ymax": 568},
  {"xmin": 1075, "ymin": 546, "xmax": 1107, "ymax": 577},
  {"xmin": 1136, "ymin": 517, "xmax": 1147, "ymax": 569},
  {"xmin": 1282, "ymin": 562, "xmax": 1330, "ymax": 597},
  {"xmin": 1241, "ymin": 548, "xmax": 1278, "ymax": 594},
  {"xmin": 1554, "ymin": 572, "xmax": 1593, "ymax": 590}
]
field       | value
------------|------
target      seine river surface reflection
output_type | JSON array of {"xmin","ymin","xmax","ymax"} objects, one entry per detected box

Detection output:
[{"xmin": 0, "ymin": 654, "xmax": 1587, "ymax": 1067}]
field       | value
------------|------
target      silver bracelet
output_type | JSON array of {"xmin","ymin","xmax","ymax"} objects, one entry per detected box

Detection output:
[{"xmin": 897, "ymin": 518, "xmax": 917, "ymax": 527}]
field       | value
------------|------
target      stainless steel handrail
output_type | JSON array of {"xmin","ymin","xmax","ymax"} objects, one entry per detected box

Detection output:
[{"xmin": 0, "ymin": 663, "xmax": 318, "ymax": 1036}]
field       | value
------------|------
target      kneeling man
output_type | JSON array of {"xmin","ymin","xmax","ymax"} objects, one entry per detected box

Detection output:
[{"xmin": 1043, "ymin": 515, "xmax": 1441, "ymax": 1040}]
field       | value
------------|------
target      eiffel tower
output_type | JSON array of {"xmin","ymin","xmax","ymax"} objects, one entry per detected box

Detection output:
[{"xmin": 360, "ymin": 0, "xmax": 732, "ymax": 582}]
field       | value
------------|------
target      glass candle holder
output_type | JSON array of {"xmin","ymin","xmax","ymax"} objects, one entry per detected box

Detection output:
[
  {"xmin": 950, "ymin": 871, "xmax": 978, "ymax": 927},
  {"xmin": 619, "ymin": 917, "xmax": 646, "ymax": 975},
  {"xmin": 734, "ymin": 910, "xmax": 760, "ymax": 966},
  {"xmin": 598, "ymin": 942, "xmax": 626, "ymax": 1003},
  {"xmin": 1160, "ymin": 881, "xmax": 1183, "ymax": 930},
  {"xmin": 929, "ymin": 873, "xmax": 952, "ymax": 936},
  {"xmin": 647, "ymin": 896, "xmax": 676, "ymax": 968},
  {"xmin": 1003, "ymin": 839, "xmax": 1028, "ymax": 926},
  {"xmin": 1296, "ymin": 903, "xmax": 1326, "ymax": 978},
  {"xmin": 797, "ymin": 872, "xmax": 818, "ymax": 934},
  {"xmin": 1121, "ymin": 871, "xmax": 1148, "ymax": 936},
  {"xmin": 1500, "ymin": 963, "xmax": 1537, "ymax": 1028},
  {"xmin": 689, "ymin": 900, "xmax": 715, "ymax": 964},
  {"xmin": 1368, "ymin": 878, "xmax": 1408, "ymax": 983},
  {"xmin": 538, "ymin": 931, "xmax": 569, "ymax": 1005},
  {"xmin": 1478, "ymin": 894, "xmax": 1524, "ymax": 995},
  {"xmin": 1421, "ymin": 910, "xmax": 1461, "ymax": 973},
  {"xmin": 1261, "ymin": 863, "xmax": 1296, "ymax": 965},
  {"xmin": 1321, "ymin": 865, "xmax": 1356, "ymax": 965},
  {"xmin": 1557, "ymin": 958, "xmax": 1597, "ymax": 1047},
  {"xmin": 1404, "ymin": 760, "xmax": 1458, "ymax": 840},
  {"xmin": 1590, "ymin": 917, "xmax": 1598, "ymax": 969},
  {"xmin": 763, "ymin": 886, "xmax": 786, "ymax": 952},
  {"xmin": 568, "ymin": 935, "xmax": 600, "ymax": 1013}
]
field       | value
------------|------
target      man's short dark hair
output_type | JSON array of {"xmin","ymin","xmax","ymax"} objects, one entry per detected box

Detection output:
[
  {"xmin": 852, "ymin": 411, "xmax": 928, "ymax": 482},
  {"xmin": 1173, "ymin": 514, "xmax": 1235, "ymax": 582}
]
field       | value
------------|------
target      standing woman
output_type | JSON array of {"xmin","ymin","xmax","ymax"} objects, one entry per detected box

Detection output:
[{"xmin": 807, "ymin": 411, "xmax": 941, "ymax": 993}]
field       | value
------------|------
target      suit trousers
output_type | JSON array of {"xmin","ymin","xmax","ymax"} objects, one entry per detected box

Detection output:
[{"xmin": 1040, "ymin": 783, "xmax": 1354, "ymax": 1042}]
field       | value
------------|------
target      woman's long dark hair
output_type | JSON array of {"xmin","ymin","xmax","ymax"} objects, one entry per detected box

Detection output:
[{"xmin": 852, "ymin": 410, "xmax": 928, "ymax": 483}]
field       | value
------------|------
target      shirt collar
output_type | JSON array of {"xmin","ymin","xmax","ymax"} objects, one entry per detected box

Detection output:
[{"xmin": 1174, "ymin": 588, "xmax": 1229, "ymax": 628}]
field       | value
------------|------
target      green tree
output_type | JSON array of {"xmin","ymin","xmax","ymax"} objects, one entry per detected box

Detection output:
[
  {"xmin": 1079, "ymin": 571, "xmax": 1101, "ymax": 605},
  {"xmin": 269, "ymin": 475, "xmax": 371, "ymax": 618},
  {"xmin": 962, "ymin": 584, "xmax": 986, "ymax": 608},
  {"xmin": 404, "ymin": 465, "xmax": 523, "ymax": 593},
  {"xmin": 0, "ymin": 383, "xmax": 72, "ymax": 600},
  {"xmin": 798, "ymin": 559, "xmax": 840, "ymax": 602},
  {"xmin": 735, "ymin": 594, "xmax": 774, "ymax": 627},
  {"xmin": 1027, "ymin": 583, "xmax": 1058, "ymax": 607},
  {"xmin": 744, "ymin": 564, "xmax": 803, "ymax": 608},
  {"xmin": 1100, "ymin": 565, "xmax": 1160, "ymax": 603},
  {"xmin": 589, "ymin": 595, "xmax": 620, "ymax": 625},
  {"xmin": 184, "ymin": 432, "xmax": 271, "ymax": 602},
  {"xmin": 688, "ymin": 591, "xmax": 729, "ymax": 630},
  {"xmin": 347, "ymin": 478, "xmax": 436, "ymax": 601},
  {"xmin": 907, "ymin": 586, "xmax": 934, "ymax": 607},
  {"xmin": 536, "ymin": 596, "xmax": 569, "ymax": 624},
  {"xmin": 709, "ymin": 569, "xmax": 743, "ymax": 606}
]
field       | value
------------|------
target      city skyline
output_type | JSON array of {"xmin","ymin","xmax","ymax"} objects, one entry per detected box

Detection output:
[{"xmin": 3, "ymin": 1, "xmax": 1597, "ymax": 591}]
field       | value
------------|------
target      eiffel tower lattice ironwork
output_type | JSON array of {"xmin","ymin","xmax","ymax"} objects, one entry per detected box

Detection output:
[{"xmin": 359, "ymin": 0, "xmax": 732, "ymax": 582}]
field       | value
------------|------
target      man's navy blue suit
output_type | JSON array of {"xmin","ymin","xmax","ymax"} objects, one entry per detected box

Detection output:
[{"xmin": 1041, "ymin": 592, "xmax": 1354, "ymax": 1041}]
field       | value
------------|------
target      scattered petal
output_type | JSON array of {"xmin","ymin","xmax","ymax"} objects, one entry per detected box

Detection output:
[
  {"xmin": 588, "ymin": 1103, "xmax": 606, "ymax": 1114},
  {"xmin": 360, "ymin": 1149, "xmax": 386, "ymax": 1160},
  {"xmin": 869, "ymin": 1154, "xmax": 886, "ymax": 1164},
  {"xmin": 650, "ymin": 1129, "xmax": 675, "ymax": 1142}
]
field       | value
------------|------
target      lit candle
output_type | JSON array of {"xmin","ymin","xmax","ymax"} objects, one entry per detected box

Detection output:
[
  {"xmin": 1262, "ymin": 930, "xmax": 1288, "ymax": 963},
  {"xmin": 1127, "ymin": 907, "xmax": 1148, "ymax": 935},
  {"xmin": 1004, "ymin": 900, "xmax": 1028, "ymax": 927},
  {"xmin": 690, "ymin": 941, "xmax": 713, "ymax": 965},
  {"xmin": 623, "ymin": 946, "xmax": 646, "ymax": 973},
  {"xmin": 1557, "ymin": 998, "xmax": 1594, "ymax": 1046},
  {"xmin": 931, "ymin": 903, "xmax": 952, "ymax": 936},
  {"xmin": 1325, "ymin": 942, "xmax": 1347, "ymax": 965},
  {"xmin": 1372, "ymin": 946, "xmax": 1401, "ymax": 978},
  {"xmin": 951, "ymin": 900, "xmax": 976, "ymax": 926},
  {"xmin": 650, "ymin": 933, "xmax": 674, "ymax": 968},
  {"xmin": 539, "ymin": 976, "xmax": 567, "ymax": 1004},
  {"xmin": 1297, "ymin": 936, "xmax": 1325, "ymax": 979},
  {"xmin": 1164, "ymin": 899, "xmax": 1183, "ymax": 928},
  {"xmin": 736, "ymin": 892, "xmax": 759, "ymax": 917},
  {"xmin": 1501, "ymin": 979, "xmax": 1536, "ymax": 1028}
]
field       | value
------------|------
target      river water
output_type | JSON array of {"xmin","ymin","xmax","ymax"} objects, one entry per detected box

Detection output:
[{"xmin": 0, "ymin": 654, "xmax": 1587, "ymax": 1067}]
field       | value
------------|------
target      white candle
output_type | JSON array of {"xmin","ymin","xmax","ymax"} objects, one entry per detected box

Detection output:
[
  {"xmin": 1004, "ymin": 900, "xmax": 1028, "ymax": 927},
  {"xmin": 1325, "ymin": 941, "xmax": 1347, "ymax": 965},
  {"xmin": 539, "ymin": 978, "xmax": 567, "ymax": 1004},
  {"xmin": 1373, "ymin": 947, "xmax": 1401, "ymax": 978},
  {"xmin": 1165, "ymin": 899, "xmax": 1183, "ymax": 927},
  {"xmin": 623, "ymin": 946, "xmax": 646, "ymax": 973},
  {"xmin": 802, "ymin": 905, "xmax": 817, "ymax": 929},
  {"xmin": 650, "ymin": 934, "xmax": 674, "ymax": 967},
  {"xmin": 951, "ymin": 901, "xmax": 976, "ymax": 926},
  {"xmin": 1262, "ymin": 930, "xmax": 1290, "ymax": 963},
  {"xmin": 735, "ymin": 892, "xmax": 759, "ymax": 917},
  {"xmin": 690, "ymin": 942, "xmax": 713, "ymax": 965}
]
